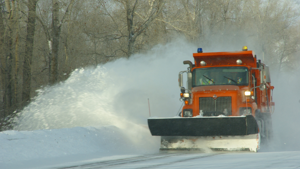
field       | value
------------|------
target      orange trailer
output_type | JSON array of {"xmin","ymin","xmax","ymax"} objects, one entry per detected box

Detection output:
[{"xmin": 148, "ymin": 47, "xmax": 275, "ymax": 152}]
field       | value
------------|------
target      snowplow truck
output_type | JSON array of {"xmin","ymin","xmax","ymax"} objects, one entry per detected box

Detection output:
[{"xmin": 148, "ymin": 47, "xmax": 275, "ymax": 152}]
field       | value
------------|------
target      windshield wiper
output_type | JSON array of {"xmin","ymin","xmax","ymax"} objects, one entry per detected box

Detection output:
[
  {"xmin": 224, "ymin": 76, "xmax": 237, "ymax": 84},
  {"xmin": 203, "ymin": 75, "xmax": 215, "ymax": 84}
]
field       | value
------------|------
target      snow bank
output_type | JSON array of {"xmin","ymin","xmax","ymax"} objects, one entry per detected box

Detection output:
[{"xmin": 0, "ymin": 126, "xmax": 159, "ymax": 168}]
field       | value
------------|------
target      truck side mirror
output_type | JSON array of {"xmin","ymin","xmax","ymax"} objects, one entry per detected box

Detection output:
[
  {"xmin": 259, "ymin": 84, "xmax": 266, "ymax": 90},
  {"xmin": 179, "ymin": 73, "xmax": 183, "ymax": 87},
  {"xmin": 187, "ymin": 72, "xmax": 192, "ymax": 92}
]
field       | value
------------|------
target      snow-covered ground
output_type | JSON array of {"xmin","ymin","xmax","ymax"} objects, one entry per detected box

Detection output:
[
  {"xmin": 0, "ymin": 126, "xmax": 160, "ymax": 169},
  {"xmin": 1, "ymin": 127, "xmax": 300, "ymax": 169},
  {"xmin": 1, "ymin": 40, "xmax": 300, "ymax": 168}
]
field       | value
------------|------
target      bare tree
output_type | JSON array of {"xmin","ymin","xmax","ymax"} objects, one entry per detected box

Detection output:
[
  {"xmin": 22, "ymin": 0, "xmax": 38, "ymax": 107},
  {"xmin": 34, "ymin": 0, "xmax": 74, "ymax": 84},
  {"xmin": 49, "ymin": 0, "xmax": 60, "ymax": 84},
  {"xmin": 242, "ymin": 0, "xmax": 300, "ymax": 73},
  {"xmin": 0, "ymin": 2, "xmax": 5, "ymax": 97},
  {"xmin": 0, "ymin": 0, "xmax": 24, "ymax": 130},
  {"xmin": 3, "ymin": 0, "xmax": 15, "ymax": 113},
  {"xmin": 125, "ymin": 0, "xmax": 165, "ymax": 57},
  {"xmin": 49, "ymin": 0, "xmax": 74, "ymax": 84}
]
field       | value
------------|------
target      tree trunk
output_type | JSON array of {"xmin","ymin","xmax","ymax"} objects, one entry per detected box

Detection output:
[
  {"xmin": 0, "ymin": 2, "xmax": 5, "ymax": 103},
  {"xmin": 125, "ymin": 0, "xmax": 136, "ymax": 58},
  {"xmin": 12, "ymin": 0, "xmax": 21, "ymax": 110},
  {"xmin": 50, "ymin": 0, "xmax": 60, "ymax": 84},
  {"xmin": 22, "ymin": 0, "xmax": 38, "ymax": 106},
  {"xmin": 3, "ymin": 0, "xmax": 14, "ymax": 115}
]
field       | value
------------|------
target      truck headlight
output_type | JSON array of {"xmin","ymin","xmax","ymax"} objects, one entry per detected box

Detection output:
[
  {"xmin": 244, "ymin": 91, "xmax": 251, "ymax": 96},
  {"xmin": 183, "ymin": 93, "xmax": 190, "ymax": 98},
  {"xmin": 183, "ymin": 109, "xmax": 193, "ymax": 117}
]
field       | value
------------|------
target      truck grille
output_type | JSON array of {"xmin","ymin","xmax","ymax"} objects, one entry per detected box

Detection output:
[{"xmin": 199, "ymin": 97, "xmax": 232, "ymax": 116}]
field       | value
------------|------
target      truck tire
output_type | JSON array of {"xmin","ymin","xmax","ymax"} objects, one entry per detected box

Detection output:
[{"xmin": 255, "ymin": 110, "xmax": 273, "ymax": 144}]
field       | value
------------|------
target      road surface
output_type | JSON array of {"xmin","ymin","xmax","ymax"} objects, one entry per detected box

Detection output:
[{"xmin": 59, "ymin": 150, "xmax": 300, "ymax": 169}]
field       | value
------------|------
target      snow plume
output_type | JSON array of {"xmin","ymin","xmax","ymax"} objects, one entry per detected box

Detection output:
[
  {"xmin": 271, "ymin": 68, "xmax": 300, "ymax": 151},
  {"xmin": 13, "ymin": 39, "xmax": 196, "ymax": 154},
  {"xmin": 15, "ymin": 40, "xmax": 196, "ymax": 130}
]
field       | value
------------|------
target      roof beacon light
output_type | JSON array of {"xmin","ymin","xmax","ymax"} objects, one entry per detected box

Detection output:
[
  {"xmin": 242, "ymin": 46, "xmax": 248, "ymax": 51},
  {"xmin": 200, "ymin": 61, "xmax": 206, "ymax": 66},
  {"xmin": 197, "ymin": 48, "xmax": 203, "ymax": 53},
  {"xmin": 236, "ymin": 59, "xmax": 242, "ymax": 65}
]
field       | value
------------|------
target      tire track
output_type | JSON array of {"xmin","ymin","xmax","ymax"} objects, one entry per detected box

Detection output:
[
  {"xmin": 138, "ymin": 153, "xmax": 219, "ymax": 169},
  {"xmin": 59, "ymin": 152, "xmax": 221, "ymax": 169}
]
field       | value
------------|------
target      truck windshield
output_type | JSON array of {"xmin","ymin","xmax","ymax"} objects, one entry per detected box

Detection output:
[{"xmin": 192, "ymin": 67, "xmax": 249, "ymax": 86}]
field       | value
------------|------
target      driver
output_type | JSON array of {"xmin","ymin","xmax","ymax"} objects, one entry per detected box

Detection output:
[
  {"xmin": 199, "ymin": 72, "xmax": 214, "ymax": 85},
  {"xmin": 227, "ymin": 72, "xmax": 242, "ymax": 84}
]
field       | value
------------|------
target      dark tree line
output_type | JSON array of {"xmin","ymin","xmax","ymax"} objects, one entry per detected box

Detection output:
[{"xmin": 0, "ymin": 0, "xmax": 299, "ymax": 130}]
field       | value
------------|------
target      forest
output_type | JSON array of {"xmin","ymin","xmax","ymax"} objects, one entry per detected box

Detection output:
[{"xmin": 0, "ymin": 0, "xmax": 299, "ymax": 130}]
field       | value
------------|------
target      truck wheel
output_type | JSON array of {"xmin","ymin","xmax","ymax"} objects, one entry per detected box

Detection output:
[{"xmin": 256, "ymin": 110, "xmax": 273, "ymax": 145}]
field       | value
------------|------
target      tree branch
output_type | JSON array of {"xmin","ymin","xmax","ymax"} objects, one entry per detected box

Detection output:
[
  {"xmin": 58, "ymin": 0, "xmax": 75, "ymax": 29},
  {"xmin": 133, "ymin": 0, "xmax": 165, "ymax": 39}
]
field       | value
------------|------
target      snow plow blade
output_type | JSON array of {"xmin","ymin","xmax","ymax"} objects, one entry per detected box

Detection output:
[
  {"xmin": 148, "ymin": 115, "xmax": 260, "ymax": 152},
  {"xmin": 148, "ymin": 115, "xmax": 258, "ymax": 136}
]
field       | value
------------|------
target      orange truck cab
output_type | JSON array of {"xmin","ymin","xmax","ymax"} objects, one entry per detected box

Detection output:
[
  {"xmin": 179, "ymin": 47, "xmax": 275, "ymax": 139},
  {"xmin": 180, "ymin": 47, "xmax": 275, "ymax": 118}
]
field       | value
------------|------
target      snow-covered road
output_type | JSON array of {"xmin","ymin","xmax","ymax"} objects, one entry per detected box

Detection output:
[
  {"xmin": 1, "ymin": 126, "xmax": 300, "ymax": 169},
  {"xmin": 54, "ymin": 151, "xmax": 300, "ymax": 169}
]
